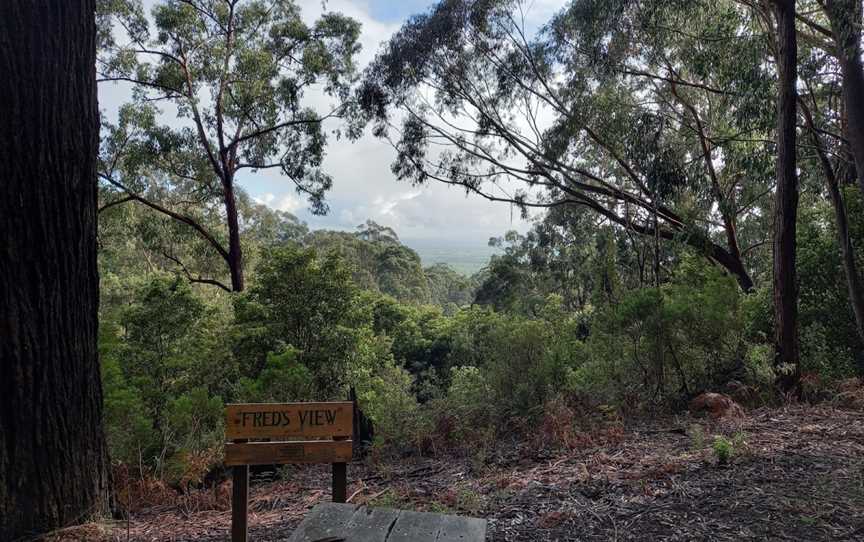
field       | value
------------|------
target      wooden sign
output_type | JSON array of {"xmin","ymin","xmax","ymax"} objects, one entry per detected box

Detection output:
[
  {"xmin": 225, "ymin": 440, "xmax": 353, "ymax": 466},
  {"xmin": 225, "ymin": 401, "xmax": 353, "ymax": 439},
  {"xmin": 226, "ymin": 401, "xmax": 354, "ymax": 542}
]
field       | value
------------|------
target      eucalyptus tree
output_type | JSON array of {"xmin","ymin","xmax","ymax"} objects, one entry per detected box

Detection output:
[
  {"xmin": 766, "ymin": 0, "xmax": 801, "ymax": 388},
  {"xmin": 1, "ymin": 2, "xmax": 108, "ymax": 538},
  {"xmin": 481, "ymin": 205, "xmax": 657, "ymax": 312},
  {"xmin": 97, "ymin": 184, "xmax": 308, "ymax": 295},
  {"xmin": 98, "ymin": 0, "xmax": 361, "ymax": 291},
  {"xmin": 360, "ymin": 0, "xmax": 778, "ymax": 292},
  {"xmin": 791, "ymin": 0, "xmax": 864, "ymax": 350},
  {"xmin": 803, "ymin": 0, "xmax": 864, "ymax": 196},
  {"xmin": 787, "ymin": 0, "xmax": 864, "ymax": 353},
  {"xmin": 306, "ymin": 225, "xmax": 433, "ymax": 303}
]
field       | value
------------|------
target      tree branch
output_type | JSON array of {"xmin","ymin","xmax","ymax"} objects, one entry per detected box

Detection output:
[
  {"xmin": 98, "ymin": 195, "xmax": 135, "ymax": 214},
  {"xmin": 230, "ymin": 106, "xmax": 344, "ymax": 148},
  {"xmin": 161, "ymin": 251, "xmax": 232, "ymax": 292},
  {"xmin": 99, "ymin": 174, "xmax": 230, "ymax": 263}
]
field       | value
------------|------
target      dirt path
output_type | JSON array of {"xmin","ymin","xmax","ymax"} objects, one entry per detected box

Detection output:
[{"xmin": 55, "ymin": 406, "xmax": 864, "ymax": 541}]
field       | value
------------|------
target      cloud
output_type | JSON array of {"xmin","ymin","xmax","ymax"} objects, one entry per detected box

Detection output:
[{"xmin": 253, "ymin": 193, "xmax": 303, "ymax": 213}]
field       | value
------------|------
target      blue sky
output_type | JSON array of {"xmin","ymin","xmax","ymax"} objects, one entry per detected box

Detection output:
[
  {"xmin": 99, "ymin": 0, "xmax": 564, "ymax": 245},
  {"xmin": 367, "ymin": 0, "xmax": 433, "ymax": 22}
]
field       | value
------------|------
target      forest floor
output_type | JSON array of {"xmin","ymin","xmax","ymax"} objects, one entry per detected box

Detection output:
[{"xmin": 52, "ymin": 404, "xmax": 864, "ymax": 541}]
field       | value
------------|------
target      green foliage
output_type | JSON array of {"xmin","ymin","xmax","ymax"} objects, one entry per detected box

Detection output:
[
  {"xmin": 119, "ymin": 276, "xmax": 210, "ymax": 419},
  {"xmin": 713, "ymin": 435, "xmax": 733, "ymax": 465},
  {"xmin": 162, "ymin": 387, "xmax": 224, "ymax": 457},
  {"xmin": 347, "ymin": 331, "xmax": 423, "ymax": 449},
  {"xmin": 101, "ymin": 350, "xmax": 158, "ymax": 466},
  {"xmin": 360, "ymin": 0, "xmax": 772, "ymax": 300},
  {"xmin": 91, "ymin": 0, "xmax": 864, "ymax": 495},
  {"xmin": 99, "ymin": 215, "xmax": 864, "ymax": 472},
  {"xmin": 711, "ymin": 432, "xmax": 748, "ymax": 466},
  {"xmin": 424, "ymin": 263, "xmax": 476, "ymax": 308},
  {"xmin": 570, "ymin": 255, "xmax": 746, "ymax": 407},
  {"xmin": 100, "ymin": 276, "xmax": 234, "ymax": 476},
  {"xmin": 439, "ymin": 366, "xmax": 493, "ymax": 439},
  {"xmin": 369, "ymin": 295, "xmax": 449, "ymax": 382},
  {"xmin": 796, "ymin": 196, "xmax": 862, "ymax": 377},
  {"xmin": 743, "ymin": 343, "xmax": 775, "ymax": 389},
  {"xmin": 234, "ymin": 244, "xmax": 365, "ymax": 396},
  {"xmin": 306, "ymin": 224, "xmax": 449, "ymax": 305},
  {"xmin": 99, "ymin": 0, "xmax": 362, "ymax": 213},
  {"xmin": 423, "ymin": 295, "xmax": 586, "ymax": 443},
  {"xmin": 237, "ymin": 347, "xmax": 315, "ymax": 402}
]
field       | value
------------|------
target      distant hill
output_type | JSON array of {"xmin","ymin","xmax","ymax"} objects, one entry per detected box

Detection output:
[{"xmin": 403, "ymin": 238, "xmax": 500, "ymax": 276}]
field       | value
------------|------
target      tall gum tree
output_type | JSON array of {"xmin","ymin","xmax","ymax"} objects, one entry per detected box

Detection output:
[
  {"xmin": 0, "ymin": 1, "xmax": 109, "ymax": 538},
  {"xmin": 98, "ymin": 0, "xmax": 362, "ymax": 291},
  {"xmin": 800, "ymin": 98, "xmax": 864, "ymax": 348},
  {"xmin": 359, "ymin": 0, "xmax": 779, "ymax": 292},
  {"xmin": 769, "ymin": 0, "xmax": 801, "ymax": 390},
  {"xmin": 773, "ymin": 0, "xmax": 864, "ymax": 354},
  {"xmin": 821, "ymin": 0, "xmax": 864, "ymax": 195}
]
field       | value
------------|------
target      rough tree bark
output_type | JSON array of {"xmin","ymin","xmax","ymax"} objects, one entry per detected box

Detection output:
[
  {"xmin": 0, "ymin": 2, "xmax": 109, "ymax": 539},
  {"xmin": 771, "ymin": 0, "xmax": 800, "ymax": 392},
  {"xmin": 222, "ymin": 174, "xmax": 245, "ymax": 292},
  {"xmin": 825, "ymin": 0, "xmax": 864, "ymax": 194}
]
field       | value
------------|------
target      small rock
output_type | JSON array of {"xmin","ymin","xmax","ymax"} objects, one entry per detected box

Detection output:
[{"xmin": 689, "ymin": 392, "xmax": 744, "ymax": 419}]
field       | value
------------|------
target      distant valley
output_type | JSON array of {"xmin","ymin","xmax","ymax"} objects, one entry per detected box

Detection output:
[{"xmin": 403, "ymin": 238, "xmax": 501, "ymax": 276}]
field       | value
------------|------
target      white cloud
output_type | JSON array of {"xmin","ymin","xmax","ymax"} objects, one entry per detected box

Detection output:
[{"xmin": 254, "ymin": 192, "xmax": 303, "ymax": 213}]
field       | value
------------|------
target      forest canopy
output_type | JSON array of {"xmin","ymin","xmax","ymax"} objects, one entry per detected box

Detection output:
[
  {"xmin": 91, "ymin": 0, "xmax": 864, "ymax": 503},
  {"xmin": 7, "ymin": 0, "xmax": 864, "ymax": 539}
]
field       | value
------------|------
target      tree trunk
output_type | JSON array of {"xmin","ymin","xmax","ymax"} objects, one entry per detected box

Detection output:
[
  {"xmin": 771, "ymin": 0, "xmax": 800, "ymax": 392},
  {"xmin": 669, "ymin": 82, "xmax": 752, "ymax": 292},
  {"xmin": 825, "ymin": 0, "xmax": 864, "ymax": 194},
  {"xmin": 825, "ymin": 169, "xmax": 864, "ymax": 351},
  {"xmin": 802, "ymin": 101, "xmax": 864, "ymax": 352},
  {"xmin": 0, "ymin": 1, "xmax": 109, "ymax": 539},
  {"xmin": 653, "ymin": 188, "xmax": 665, "ymax": 403},
  {"xmin": 223, "ymin": 174, "xmax": 245, "ymax": 292},
  {"xmin": 712, "ymin": 245, "xmax": 754, "ymax": 292}
]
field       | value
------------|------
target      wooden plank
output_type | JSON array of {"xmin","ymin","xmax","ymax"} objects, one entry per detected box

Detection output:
[
  {"xmin": 336, "ymin": 505, "xmax": 401, "ymax": 542},
  {"xmin": 288, "ymin": 504, "xmax": 400, "ymax": 542},
  {"xmin": 224, "ymin": 440, "xmax": 352, "ymax": 466},
  {"xmin": 225, "ymin": 402, "xmax": 353, "ymax": 440}
]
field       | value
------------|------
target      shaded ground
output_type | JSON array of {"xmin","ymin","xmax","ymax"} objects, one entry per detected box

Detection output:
[{"xmin": 51, "ymin": 406, "xmax": 864, "ymax": 541}]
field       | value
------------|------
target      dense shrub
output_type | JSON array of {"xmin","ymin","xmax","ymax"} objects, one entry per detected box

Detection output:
[
  {"xmin": 347, "ymin": 331, "xmax": 423, "ymax": 450},
  {"xmin": 101, "ymin": 276, "xmax": 233, "ymax": 478},
  {"xmin": 233, "ymin": 245, "xmax": 367, "ymax": 397},
  {"xmin": 101, "ymin": 351, "xmax": 157, "ymax": 468},
  {"xmin": 237, "ymin": 347, "xmax": 316, "ymax": 402},
  {"xmin": 569, "ymin": 255, "xmax": 747, "ymax": 408},
  {"xmin": 99, "ymin": 230, "xmax": 864, "ymax": 476}
]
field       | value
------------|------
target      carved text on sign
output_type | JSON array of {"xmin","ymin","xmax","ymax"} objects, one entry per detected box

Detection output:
[
  {"xmin": 238, "ymin": 408, "xmax": 338, "ymax": 429},
  {"xmin": 225, "ymin": 402, "xmax": 352, "ymax": 439}
]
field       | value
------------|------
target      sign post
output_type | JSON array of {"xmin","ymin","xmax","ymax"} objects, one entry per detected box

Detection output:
[
  {"xmin": 231, "ymin": 440, "xmax": 248, "ymax": 542},
  {"xmin": 225, "ymin": 402, "xmax": 354, "ymax": 542}
]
